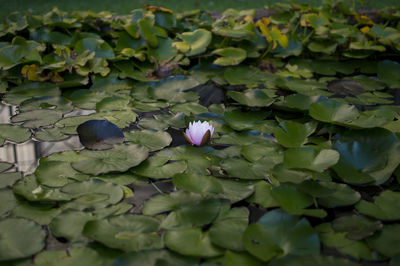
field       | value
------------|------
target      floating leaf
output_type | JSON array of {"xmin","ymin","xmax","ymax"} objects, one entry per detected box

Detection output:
[
  {"xmin": 367, "ymin": 224, "xmax": 400, "ymax": 257},
  {"xmin": 34, "ymin": 247, "xmax": 104, "ymax": 266},
  {"xmin": 332, "ymin": 215, "xmax": 382, "ymax": 241},
  {"xmin": 0, "ymin": 218, "xmax": 46, "ymax": 261},
  {"xmin": 333, "ymin": 128, "xmax": 400, "ymax": 185},
  {"xmin": 174, "ymin": 29, "xmax": 212, "ymax": 56},
  {"xmin": 71, "ymin": 144, "xmax": 149, "ymax": 175},
  {"xmin": 355, "ymin": 190, "xmax": 400, "ymax": 221},
  {"xmin": 164, "ymin": 228, "xmax": 223, "ymax": 257},
  {"xmin": 284, "ymin": 147, "xmax": 340, "ymax": 173},
  {"xmin": 212, "ymin": 47, "xmax": 247, "ymax": 66},
  {"xmin": 125, "ymin": 130, "xmax": 171, "ymax": 151},
  {"xmin": 77, "ymin": 120, "xmax": 125, "ymax": 150},
  {"xmin": 209, "ymin": 207, "xmax": 249, "ymax": 251},
  {"xmin": 243, "ymin": 209, "xmax": 320, "ymax": 262},
  {"xmin": 0, "ymin": 124, "xmax": 31, "ymax": 146},
  {"xmin": 83, "ymin": 214, "xmax": 162, "ymax": 252},
  {"xmin": 227, "ymin": 89, "xmax": 275, "ymax": 107},
  {"xmin": 274, "ymin": 121, "xmax": 317, "ymax": 148}
]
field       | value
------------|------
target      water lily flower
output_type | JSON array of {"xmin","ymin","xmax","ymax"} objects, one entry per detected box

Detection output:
[{"xmin": 184, "ymin": 120, "xmax": 214, "ymax": 146}]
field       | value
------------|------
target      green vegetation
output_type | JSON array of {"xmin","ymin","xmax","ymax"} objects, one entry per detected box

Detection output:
[
  {"xmin": 1, "ymin": 0, "xmax": 400, "ymax": 19},
  {"xmin": 1, "ymin": 0, "xmax": 400, "ymax": 265}
]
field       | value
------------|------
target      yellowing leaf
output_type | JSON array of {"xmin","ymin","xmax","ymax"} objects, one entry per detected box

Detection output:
[
  {"xmin": 144, "ymin": 4, "xmax": 173, "ymax": 13},
  {"xmin": 21, "ymin": 64, "xmax": 41, "ymax": 81},
  {"xmin": 360, "ymin": 26, "xmax": 370, "ymax": 34},
  {"xmin": 278, "ymin": 34, "xmax": 289, "ymax": 49},
  {"xmin": 244, "ymin": 15, "xmax": 253, "ymax": 23}
]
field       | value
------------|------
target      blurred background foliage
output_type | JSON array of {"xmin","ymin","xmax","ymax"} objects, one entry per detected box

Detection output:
[{"xmin": 0, "ymin": 0, "xmax": 399, "ymax": 19}]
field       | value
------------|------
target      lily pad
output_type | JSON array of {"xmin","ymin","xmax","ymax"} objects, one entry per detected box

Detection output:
[
  {"xmin": 34, "ymin": 247, "xmax": 104, "ymax": 266},
  {"xmin": 355, "ymin": 190, "xmax": 400, "ymax": 221},
  {"xmin": 71, "ymin": 144, "xmax": 149, "ymax": 175},
  {"xmin": 83, "ymin": 214, "xmax": 163, "ymax": 252},
  {"xmin": 283, "ymin": 147, "xmax": 340, "ymax": 173},
  {"xmin": 212, "ymin": 47, "xmax": 247, "ymax": 66},
  {"xmin": 274, "ymin": 120, "xmax": 317, "ymax": 148},
  {"xmin": 0, "ymin": 124, "xmax": 31, "ymax": 146},
  {"xmin": 77, "ymin": 120, "xmax": 125, "ymax": 150},
  {"xmin": 142, "ymin": 191, "xmax": 222, "ymax": 228},
  {"xmin": 125, "ymin": 130, "xmax": 172, "ymax": 151},
  {"xmin": 174, "ymin": 29, "xmax": 212, "ymax": 56},
  {"xmin": 332, "ymin": 215, "xmax": 382, "ymax": 241},
  {"xmin": 367, "ymin": 224, "xmax": 400, "ymax": 257},
  {"xmin": 243, "ymin": 209, "xmax": 320, "ymax": 262},
  {"xmin": 209, "ymin": 207, "xmax": 249, "ymax": 251},
  {"xmin": 49, "ymin": 210, "xmax": 94, "ymax": 241},
  {"xmin": 227, "ymin": 89, "xmax": 275, "ymax": 107},
  {"xmin": 164, "ymin": 228, "xmax": 223, "ymax": 257},
  {"xmin": 316, "ymin": 223, "xmax": 380, "ymax": 260},
  {"xmin": 0, "ymin": 218, "xmax": 46, "ymax": 261},
  {"xmin": 332, "ymin": 128, "xmax": 400, "ymax": 185}
]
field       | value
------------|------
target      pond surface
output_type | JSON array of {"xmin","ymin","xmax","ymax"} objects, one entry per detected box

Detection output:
[{"xmin": 1, "ymin": 3, "xmax": 400, "ymax": 266}]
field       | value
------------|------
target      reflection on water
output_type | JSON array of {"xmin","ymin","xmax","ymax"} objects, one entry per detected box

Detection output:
[{"xmin": 0, "ymin": 102, "xmax": 83, "ymax": 174}]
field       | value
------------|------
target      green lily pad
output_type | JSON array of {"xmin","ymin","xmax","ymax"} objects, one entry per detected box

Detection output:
[
  {"xmin": 132, "ymin": 151, "xmax": 187, "ymax": 179},
  {"xmin": 0, "ymin": 124, "xmax": 31, "ymax": 146},
  {"xmin": 34, "ymin": 127, "xmax": 69, "ymax": 142},
  {"xmin": 367, "ymin": 224, "xmax": 400, "ymax": 257},
  {"xmin": 174, "ymin": 29, "xmax": 212, "ymax": 56},
  {"xmin": 74, "ymin": 37, "xmax": 114, "ymax": 59},
  {"xmin": 0, "ymin": 172, "xmax": 21, "ymax": 188},
  {"xmin": 0, "ymin": 162, "xmax": 13, "ymax": 173},
  {"xmin": 11, "ymin": 201, "xmax": 61, "ymax": 225},
  {"xmin": 35, "ymin": 160, "xmax": 79, "ymax": 187},
  {"xmin": 283, "ymin": 147, "xmax": 340, "ymax": 173},
  {"xmin": 60, "ymin": 179, "xmax": 124, "ymax": 210},
  {"xmin": 113, "ymin": 249, "xmax": 199, "ymax": 266},
  {"xmin": 11, "ymin": 109, "xmax": 63, "ymax": 128},
  {"xmin": 221, "ymin": 250, "xmax": 264, "ymax": 266},
  {"xmin": 3, "ymin": 82, "xmax": 60, "ymax": 105},
  {"xmin": 221, "ymin": 157, "xmax": 275, "ymax": 179},
  {"xmin": 274, "ymin": 120, "xmax": 317, "ymax": 148},
  {"xmin": 142, "ymin": 191, "xmax": 222, "ymax": 228},
  {"xmin": 246, "ymin": 181, "xmax": 279, "ymax": 208},
  {"xmin": 332, "ymin": 215, "xmax": 382, "ymax": 241},
  {"xmin": 298, "ymin": 180, "xmax": 361, "ymax": 208},
  {"xmin": 227, "ymin": 89, "xmax": 275, "ymax": 107},
  {"xmin": 309, "ymin": 98, "xmax": 359, "ymax": 125},
  {"xmin": 355, "ymin": 190, "xmax": 400, "ymax": 221},
  {"xmin": 83, "ymin": 214, "xmax": 163, "ymax": 252},
  {"xmin": 13, "ymin": 175, "xmax": 72, "ymax": 202},
  {"xmin": 209, "ymin": 207, "xmax": 249, "ymax": 251},
  {"xmin": 377, "ymin": 60, "xmax": 400, "ymax": 88},
  {"xmin": 316, "ymin": 223, "xmax": 380, "ymax": 260},
  {"xmin": 71, "ymin": 144, "xmax": 149, "ymax": 175},
  {"xmin": 164, "ymin": 228, "xmax": 223, "ymax": 257},
  {"xmin": 271, "ymin": 184, "xmax": 326, "ymax": 218},
  {"xmin": 223, "ymin": 110, "xmax": 269, "ymax": 131},
  {"xmin": 243, "ymin": 209, "xmax": 320, "ymax": 262},
  {"xmin": 212, "ymin": 47, "xmax": 247, "ymax": 66},
  {"xmin": 172, "ymin": 173, "xmax": 223, "ymax": 196},
  {"xmin": 125, "ymin": 130, "xmax": 172, "ymax": 151},
  {"xmin": 0, "ymin": 188, "xmax": 18, "ymax": 216},
  {"xmin": 49, "ymin": 210, "xmax": 94, "ymax": 241},
  {"xmin": 333, "ymin": 128, "xmax": 400, "ymax": 185},
  {"xmin": 34, "ymin": 247, "xmax": 104, "ymax": 266},
  {"xmin": 0, "ymin": 218, "xmax": 46, "ymax": 261},
  {"xmin": 269, "ymin": 255, "xmax": 360, "ymax": 266}
]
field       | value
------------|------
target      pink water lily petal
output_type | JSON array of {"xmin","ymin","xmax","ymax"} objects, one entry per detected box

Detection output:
[{"xmin": 184, "ymin": 120, "xmax": 214, "ymax": 146}]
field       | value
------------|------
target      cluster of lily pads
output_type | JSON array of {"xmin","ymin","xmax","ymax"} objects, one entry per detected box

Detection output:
[{"xmin": 1, "ymin": 0, "xmax": 400, "ymax": 265}]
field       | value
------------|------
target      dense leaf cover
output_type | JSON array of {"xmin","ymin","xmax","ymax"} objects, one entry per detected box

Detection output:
[{"xmin": 1, "ymin": 1, "xmax": 400, "ymax": 265}]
